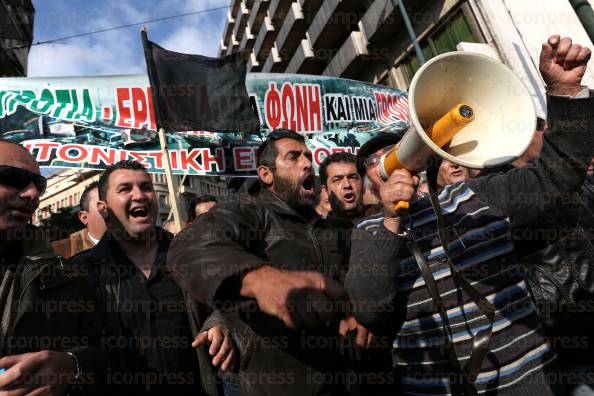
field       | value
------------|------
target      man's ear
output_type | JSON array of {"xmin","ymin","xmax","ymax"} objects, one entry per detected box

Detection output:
[
  {"xmin": 321, "ymin": 184, "xmax": 328, "ymax": 194},
  {"xmin": 257, "ymin": 165, "xmax": 274, "ymax": 187},
  {"xmin": 97, "ymin": 200, "xmax": 109, "ymax": 221},
  {"xmin": 78, "ymin": 211, "xmax": 89, "ymax": 226}
]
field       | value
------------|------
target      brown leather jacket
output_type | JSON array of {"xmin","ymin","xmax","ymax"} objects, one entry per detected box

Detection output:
[{"xmin": 52, "ymin": 229, "xmax": 96, "ymax": 259}]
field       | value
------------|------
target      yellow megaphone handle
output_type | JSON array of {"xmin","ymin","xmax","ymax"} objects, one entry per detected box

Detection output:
[{"xmin": 395, "ymin": 200, "xmax": 410, "ymax": 214}]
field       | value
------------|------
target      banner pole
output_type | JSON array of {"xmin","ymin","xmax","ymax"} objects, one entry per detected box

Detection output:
[
  {"xmin": 142, "ymin": 26, "xmax": 183, "ymax": 233},
  {"xmin": 157, "ymin": 127, "xmax": 183, "ymax": 232}
]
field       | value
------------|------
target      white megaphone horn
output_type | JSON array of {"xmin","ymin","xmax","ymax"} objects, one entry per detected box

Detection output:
[{"xmin": 379, "ymin": 51, "xmax": 537, "ymax": 211}]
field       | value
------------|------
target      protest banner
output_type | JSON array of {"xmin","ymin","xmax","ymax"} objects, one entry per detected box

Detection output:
[{"xmin": 0, "ymin": 73, "xmax": 408, "ymax": 175}]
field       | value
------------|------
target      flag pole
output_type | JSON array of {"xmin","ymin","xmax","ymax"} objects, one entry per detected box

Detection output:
[{"xmin": 141, "ymin": 27, "xmax": 183, "ymax": 233}]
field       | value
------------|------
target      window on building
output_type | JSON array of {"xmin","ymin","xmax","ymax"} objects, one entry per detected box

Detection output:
[
  {"xmin": 400, "ymin": 6, "xmax": 480, "ymax": 82},
  {"xmin": 158, "ymin": 193, "xmax": 169, "ymax": 209},
  {"xmin": 183, "ymin": 176, "xmax": 192, "ymax": 187}
]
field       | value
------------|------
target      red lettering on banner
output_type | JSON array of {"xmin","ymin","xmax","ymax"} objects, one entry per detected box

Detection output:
[
  {"xmin": 309, "ymin": 85, "xmax": 322, "ymax": 132},
  {"xmin": 314, "ymin": 147, "xmax": 331, "ymax": 166},
  {"xmin": 131, "ymin": 87, "xmax": 148, "ymax": 129},
  {"xmin": 129, "ymin": 152, "xmax": 151, "ymax": 168},
  {"xmin": 116, "ymin": 88, "xmax": 132, "ymax": 128},
  {"xmin": 144, "ymin": 152, "xmax": 164, "ymax": 169},
  {"xmin": 57, "ymin": 144, "xmax": 88, "ymax": 162},
  {"xmin": 32, "ymin": 142, "xmax": 60, "ymax": 162},
  {"xmin": 265, "ymin": 83, "xmax": 281, "ymax": 130},
  {"xmin": 233, "ymin": 147, "xmax": 257, "ymax": 171},
  {"xmin": 169, "ymin": 150, "xmax": 179, "ymax": 170},
  {"xmin": 281, "ymin": 83, "xmax": 296, "ymax": 131},
  {"xmin": 295, "ymin": 84, "xmax": 308, "ymax": 131},
  {"xmin": 180, "ymin": 150, "xmax": 203, "ymax": 172},
  {"xmin": 90, "ymin": 146, "xmax": 117, "ymax": 165},
  {"xmin": 203, "ymin": 148, "xmax": 225, "ymax": 172}
]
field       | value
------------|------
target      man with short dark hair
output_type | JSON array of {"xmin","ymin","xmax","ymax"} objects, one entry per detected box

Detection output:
[
  {"xmin": 72, "ymin": 160, "xmax": 235, "ymax": 395},
  {"xmin": 319, "ymin": 152, "xmax": 364, "ymax": 220},
  {"xmin": 168, "ymin": 129, "xmax": 357, "ymax": 396},
  {"xmin": 52, "ymin": 181, "xmax": 106, "ymax": 258},
  {"xmin": 188, "ymin": 194, "xmax": 218, "ymax": 223},
  {"xmin": 0, "ymin": 139, "xmax": 106, "ymax": 395}
]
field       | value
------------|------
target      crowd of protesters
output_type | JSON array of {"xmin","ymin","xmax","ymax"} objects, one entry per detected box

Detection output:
[{"xmin": 0, "ymin": 34, "xmax": 593, "ymax": 396}]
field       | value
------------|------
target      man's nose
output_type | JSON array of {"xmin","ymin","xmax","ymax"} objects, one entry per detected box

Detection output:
[{"xmin": 19, "ymin": 182, "xmax": 41, "ymax": 201}]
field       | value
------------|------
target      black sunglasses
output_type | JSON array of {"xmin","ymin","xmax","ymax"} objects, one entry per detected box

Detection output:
[{"xmin": 0, "ymin": 165, "xmax": 47, "ymax": 195}]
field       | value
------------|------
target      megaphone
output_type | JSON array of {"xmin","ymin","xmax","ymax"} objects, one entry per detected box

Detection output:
[{"xmin": 380, "ymin": 51, "xmax": 536, "ymax": 209}]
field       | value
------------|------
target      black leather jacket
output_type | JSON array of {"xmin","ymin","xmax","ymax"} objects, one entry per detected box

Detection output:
[
  {"xmin": 513, "ymin": 175, "xmax": 594, "ymax": 366},
  {"xmin": 167, "ymin": 189, "xmax": 352, "ymax": 396}
]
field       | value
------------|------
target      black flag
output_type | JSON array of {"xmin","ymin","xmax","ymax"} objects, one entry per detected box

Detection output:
[{"xmin": 141, "ymin": 30, "xmax": 260, "ymax": 133}]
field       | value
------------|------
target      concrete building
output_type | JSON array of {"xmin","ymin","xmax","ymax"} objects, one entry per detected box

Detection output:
[
  {"xmin": 220, "ymin": 0, "xmax": 594, "ymax": 116},
  {"xmin": 0, "ymin": 0, "xmax": 35, "ymax": 76},
  {"xmin": 34, "ymin": 169, "xmax": 227, "ymax": 226}
]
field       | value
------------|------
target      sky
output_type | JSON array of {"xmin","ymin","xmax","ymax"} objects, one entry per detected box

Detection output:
[{"xmin": 28, "ymin": 0, "xmax": 229, "ymax": 77}]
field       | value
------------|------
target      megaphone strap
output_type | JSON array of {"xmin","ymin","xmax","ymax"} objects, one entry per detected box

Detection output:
[{"xmin": 404, "ymin": 164, "xmax": 496, "ymax": 395}]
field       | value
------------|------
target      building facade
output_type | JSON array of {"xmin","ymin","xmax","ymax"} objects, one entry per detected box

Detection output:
[
  {"xmin": 220, "ymin": 0, "xmax": 594, "ymax": 116},
  {"xmin": 0, "ymin": 0, "xmax": 35, "ymax": 76},
  {"xmin": 34, "ymin": 169, "xmax": 227, "ymax": 226}
]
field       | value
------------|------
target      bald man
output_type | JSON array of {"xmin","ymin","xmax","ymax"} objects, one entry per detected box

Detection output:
[{"xmin": 0, "ymin": 140, "xmax": 106, "ymax": 395}]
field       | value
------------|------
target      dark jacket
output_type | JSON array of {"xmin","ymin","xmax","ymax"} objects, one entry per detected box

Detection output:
[
  {"xmin": 513, "ymin": 174, "xmax": 594, "ymax": 366},
  {"xmin": 70, "ymin": 228, "xmax": 224, "ymax": 396},
  {"xmin": 168, "ymin": 189, "xmax": 352, "ymax": 396},
  {"xmin": 1, "ymin": 226, "xmax": 107, "ymax": 394}
]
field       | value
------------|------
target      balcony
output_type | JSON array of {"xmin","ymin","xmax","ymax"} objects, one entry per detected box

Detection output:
[
  {"xmin": 240, "ymin": 26, "xmax": 256, "ymax": 50},
  {"xmin": 232, "ymin": 1, "xmax": 250, "ymax": 42},
  {"xmin": 307, "ymin": 0, "xmax": 366, "ymax": 50},
  {"xmin": 276, "ymin": 2, "xmax": 307, "ymax": 61},
  {"xmin": 252, "ymin": 11, "xmax": 276, "ymax": 62},
  {"xmin": 358, "ymin": 0, "xmax": 400, "ymax": 46},
  {"xmin": 218, "ymin": 38, "xmax": 228, "ymax": 57},
  {"xmin": 323, "ymin": 30, "xmax": 369, "ymax": 78},
  {"xmin": 268, "ymin": 0, "xmax": 293, "ymax": 25},
  {"xmin": 248, "ymin": 0, "xmax": 271, "ymax": 34},
  {"xmin": 222, "ymin": 9, "xmax": 235, "ymax": 45},
  {"xmin": 247, "ymin": 51, "xmax": 262, "ymax": 72},
  {"xmin": 262, "ymin": 44, "xmax": 284, "ymax": 72},
  {"xmin": 226, "ymin": 33, "xmax": 240, "ymax": 55},
  {"xmin": 286, "ymin": 38, "xmax": 325, "ymax": 74}
]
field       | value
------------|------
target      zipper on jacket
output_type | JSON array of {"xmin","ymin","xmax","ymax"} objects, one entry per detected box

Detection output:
[
  {"xmin": 307, "ymin": 220, "xmax": 324, "ymax": 267},
  {"xmin": 532, "ymin": 265, "xmax": 575, "ymax": 305}
]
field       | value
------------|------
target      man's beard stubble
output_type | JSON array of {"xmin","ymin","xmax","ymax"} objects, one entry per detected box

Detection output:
[{"xmin": 273, "ymin": 173, "xmax": 315, "ymax": 210}]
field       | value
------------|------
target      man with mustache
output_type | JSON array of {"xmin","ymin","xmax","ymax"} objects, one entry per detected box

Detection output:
[
  {"xmin": 168, "ymin": 129, "xmax": 357, "ymax": 396},
  {"xmin": 70, "ymin": 160, "xmax": 235, "ymax": 395},
  {"xmin": 319, "ymin": 152, "xmax": 365, "ymax": 220},
  {"xmin": 0, "ymin": 139, "xmax": 106, "ymax": 395}
]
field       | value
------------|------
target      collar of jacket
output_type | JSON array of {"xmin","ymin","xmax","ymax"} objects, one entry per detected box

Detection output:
[
  {"xmin": 87, "ymin": 227, "xmax": 173, "ymax": 269},
  {"xmin": 255, "ymin": 188, "xmax": 318, "ymax": 222}
]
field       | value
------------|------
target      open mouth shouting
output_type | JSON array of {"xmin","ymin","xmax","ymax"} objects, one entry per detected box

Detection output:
[
  {"xmin": 301, "ymin": 173, "xmax": 315, "ymax": 195},
  {"xmin": 129, "ymin": 205, "xmax": 152, "ymax": 224}
]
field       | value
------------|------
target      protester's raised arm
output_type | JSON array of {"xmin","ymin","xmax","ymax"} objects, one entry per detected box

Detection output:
[{"xmin": 468, "ymin": 35, "xmax": 594, "ymax": 224}]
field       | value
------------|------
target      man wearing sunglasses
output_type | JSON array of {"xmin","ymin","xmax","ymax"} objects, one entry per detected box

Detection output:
[
  {"xmin": 0, "ymin": 139, "xmax": 107, "ymax": 395},
  {"xmin": 169, "ymin": 129, "xmax": 355, "ymax": 396}
]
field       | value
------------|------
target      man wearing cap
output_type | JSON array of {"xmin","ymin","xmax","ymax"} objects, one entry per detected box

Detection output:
[{"xmin": 346, "ymin": 35, "xmax": 594, "ymax": 395}]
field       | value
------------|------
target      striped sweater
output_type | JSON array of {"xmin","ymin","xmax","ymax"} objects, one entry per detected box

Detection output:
[
  {"xmin": 351, "ymin": 183, "xmax": 556, "ymax": 395},
  {"xmin": 346, "ymin": 92, "xmax": 594, "ymax": 395}
]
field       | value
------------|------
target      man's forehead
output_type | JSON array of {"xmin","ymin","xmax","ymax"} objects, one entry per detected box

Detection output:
[
  {"xmin": 276, "ymin": 138, "xmax": 307, "ymax": 152},
  {"xmin": 109, "ymin": 169, "xmax": 151, "ymax": 184},
  {"xmin": 0, "ymin": 142, "xmax": 39, "ymax": 173},
  {"xmin": 328, "ymin": 161, "xmax": 357, "ymax": 176}
]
